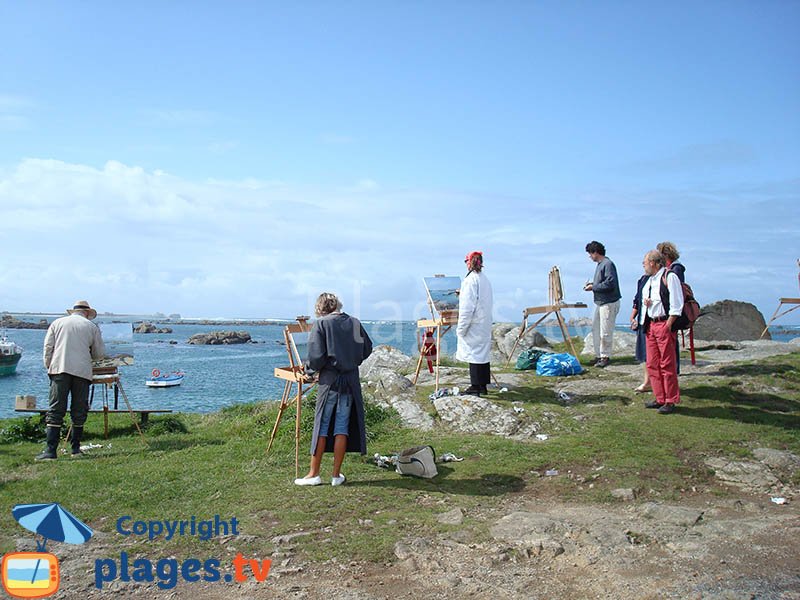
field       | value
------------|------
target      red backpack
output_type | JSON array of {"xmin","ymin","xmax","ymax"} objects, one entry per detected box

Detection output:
[{"xmin": 660, "ymin": 270, "xmax": 700, "ymax": 331}]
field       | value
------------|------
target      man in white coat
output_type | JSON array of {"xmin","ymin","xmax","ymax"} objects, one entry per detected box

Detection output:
[{"xmin": 456, "ymin": 251, "xmax": 494, "ymax": 396}]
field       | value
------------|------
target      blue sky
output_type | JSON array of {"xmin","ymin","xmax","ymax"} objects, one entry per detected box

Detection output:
[{"xmin": 1, "ymin": 2, "xmax": 798, "ymax": 323}]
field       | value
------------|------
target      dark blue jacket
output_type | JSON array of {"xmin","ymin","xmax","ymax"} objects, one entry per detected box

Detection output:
[{"xmin": 592, "ymin": 257, "xmax": 622, "ymax": 305}]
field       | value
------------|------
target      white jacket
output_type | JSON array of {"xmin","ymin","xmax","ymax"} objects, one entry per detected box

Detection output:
[
  {"xmin": 455, "ymin": 270, "xmax": 493, "ymax": 364},
  {"xmin": 43, "ymin": 314, "xmax": 105, "ymax": 381}
]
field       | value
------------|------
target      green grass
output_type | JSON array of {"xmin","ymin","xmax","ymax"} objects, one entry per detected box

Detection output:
[{"xmin": 1, "ymin": 351, "xmax": 799, "ymax": 563}]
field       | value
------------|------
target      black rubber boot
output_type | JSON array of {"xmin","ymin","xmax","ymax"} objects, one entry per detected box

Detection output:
[
  {"xmin": 71, "ymin": 426, "xmax": 84, "ymax": 456},
  {"xmin": 35, "ymin": 426, "xmax": 60, "ymax": 461}
]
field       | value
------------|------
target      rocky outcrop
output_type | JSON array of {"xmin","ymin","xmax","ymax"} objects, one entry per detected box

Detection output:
[
  {"xmin": 491, "ymin": 323, "xmax": 551, "ymax": 365},
  {"xmin": 187, "ymin": 330, "xmax": 252, "ymax": 345},
  {"xmin": 0, "ymin": 315, "xmax": 48, "ymax": 329},
  {"xmin": 134, "ymin": 322, "xmax": 173, "ymax": 334},
  {"xmin": 704, "ymin": 448, "xmax": 800, "ymax": 494},
  {"xmin": 433, "ymin": 394, "xmax": 540, "ymax": 438},
  {"xmin": 693, "ymin": 300, "xmax": 770, "ymax": 341},
  {"xmin": 581, "ymin": 330, "xmax": 637, "ymax": 356},
  {"xmin": 362, "ymin": 346, "xmax": 433, "ymax": 431}
]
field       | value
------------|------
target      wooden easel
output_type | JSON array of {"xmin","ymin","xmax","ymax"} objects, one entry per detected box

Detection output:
[
  {"xmin": 86, "ymin": 366, "xmax": 145, "ymax": 441},
  {"xmin": 413, "ymin": 309, "xmax": 459, "ymax": 393},
  {"xmin": 506, "ymin": 266, "xmax": 587, "ymax": 365},
  {"xmin": 760, "ymin": 259, "xmax": 800, "ymax": 339},
  {"xmin": 266, "ymin": 316, "xmax": 317, "ymax": 478}
]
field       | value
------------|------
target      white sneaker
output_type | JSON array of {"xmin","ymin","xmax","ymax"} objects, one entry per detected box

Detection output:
[
  {"xmin": 331, "ymin": 474, "xmax": 346, "ymax": 487},
  {"xmin": 294, "ymin": 475, "xmax": 322, "ymax": 486}
]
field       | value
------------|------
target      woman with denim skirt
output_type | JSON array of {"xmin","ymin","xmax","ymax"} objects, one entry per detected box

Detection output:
[{"xmin": 294, "ymin": 293, "xmax": 373, "ymax": 487}]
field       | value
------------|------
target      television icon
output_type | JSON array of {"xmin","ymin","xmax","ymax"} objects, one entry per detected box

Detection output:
[{"xmin": 1, "ymin": 552, "xmax": 60, "ymax": 599}]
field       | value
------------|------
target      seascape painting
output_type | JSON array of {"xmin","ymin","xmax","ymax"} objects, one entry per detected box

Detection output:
[
  {"xmin": 94, "ymin": 322, "xmax": 134, "ymax": 367},
  {"xmin": 423, "ymin": 276, "xmax": 461, "ymax": 314}
]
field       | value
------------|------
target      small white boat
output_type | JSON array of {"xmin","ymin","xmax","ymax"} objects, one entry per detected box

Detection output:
[{"xmin": 146, "ymin": 369, "xmax": 185, "ymax": 388}]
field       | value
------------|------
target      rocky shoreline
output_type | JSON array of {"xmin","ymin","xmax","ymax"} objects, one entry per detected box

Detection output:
[{"xmin": 0, "ymin": 315, "xmax": 48, "ymax": 329}]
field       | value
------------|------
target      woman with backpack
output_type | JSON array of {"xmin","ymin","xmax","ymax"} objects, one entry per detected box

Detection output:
[{"xmin": 657, "ymin": 241, "xmax": 685, "ymax": 373}]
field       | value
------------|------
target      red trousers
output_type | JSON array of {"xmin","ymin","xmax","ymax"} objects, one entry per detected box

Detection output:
[{"xmin": 646, "ymin": 321, "xmax": 680, "ymax": 405}]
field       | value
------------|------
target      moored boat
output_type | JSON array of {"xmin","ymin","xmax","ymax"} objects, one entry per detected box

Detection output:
[
  {"xmin": 145, "ymin": 369, "xmax": 185, "ymax": 388},
  {"xmin": 0, "ymin": 334, "xmax": 23, "ymax": 377}
]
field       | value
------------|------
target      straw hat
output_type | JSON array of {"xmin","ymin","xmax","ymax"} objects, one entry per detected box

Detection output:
[{"xmin": 67, "ymin": 300, "xmax": 98, "ymax": 320}]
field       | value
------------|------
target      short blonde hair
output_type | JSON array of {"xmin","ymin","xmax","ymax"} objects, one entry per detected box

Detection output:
[
  {"xmin": 656, "ymin": 241, "xmax": 680, "ymax": 262},
  {"xmin": 315, "ymin": 292, "xmax": 342, "ymax": 317}
]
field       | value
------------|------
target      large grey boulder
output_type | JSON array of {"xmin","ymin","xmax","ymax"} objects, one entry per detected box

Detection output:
[
  {"xmin": 693, "ymin": 300, "xmax": 770, "ymax": 341},
  {"xmin": 187, "ymin": 330, "xmax": 251, "ymax": 345},
  {"xmin": 581, "ymin": 330, "xmax": 636, "ymax": 356},
  {"xmin": 491, "ymin": 322, "xmax": 551, "ymax": 365},
  {"xmin": 359, "ymin": 345, "xmax": 413, "ymax": 379}
]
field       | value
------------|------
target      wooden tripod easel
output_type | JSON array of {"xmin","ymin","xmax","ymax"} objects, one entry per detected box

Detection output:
[
  {"xmin": 74, "ymin": 366, "xmax": 145, "ymax": 442},
  {"xmin": 760, "ymin": 259, "xmax": 800, "ymax": 339},
  {"xmin": 413, "ymin": 309, "xmax": 458, "ymax": 393},
  {"xmin": 506, "ymin": 266, "xmax": 587, "ymax": 365},
  {"xmin": 266, "ymin": 317, "xmax": 316, "ymax": 478}
]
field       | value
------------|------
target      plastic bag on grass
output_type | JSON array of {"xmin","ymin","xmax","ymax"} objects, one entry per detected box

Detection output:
[{"xmin": 535, "ymin": 353, "xmax": 584, "ymax": 376}]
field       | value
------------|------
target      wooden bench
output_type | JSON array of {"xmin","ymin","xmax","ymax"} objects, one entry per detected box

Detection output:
[{"xmin": 14, "ymin": 408, "xmax": 173, "ymax": 437}]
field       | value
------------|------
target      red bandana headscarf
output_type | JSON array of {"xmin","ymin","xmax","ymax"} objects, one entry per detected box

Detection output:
[{"xmin": 464, "ymin": 251, "xmax": 483, "ymax": 265}]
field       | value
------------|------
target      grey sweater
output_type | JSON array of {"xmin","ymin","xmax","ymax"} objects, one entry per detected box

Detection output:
[{"xmin": 592, "ymin": 257, "xmax": 622, "ymax": 305}]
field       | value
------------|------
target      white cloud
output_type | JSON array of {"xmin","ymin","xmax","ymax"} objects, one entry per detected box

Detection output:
[{"xmin": 1, "ymin": 157, "xmax": 798, "ymax": 323}]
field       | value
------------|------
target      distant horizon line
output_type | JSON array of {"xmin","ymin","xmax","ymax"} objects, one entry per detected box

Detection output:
[{"xmin": 3, "ymin": 311, "xmax": 799, "ymax": 329}]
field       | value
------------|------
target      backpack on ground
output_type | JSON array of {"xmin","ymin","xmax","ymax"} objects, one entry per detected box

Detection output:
[
  {"xmin": 396, "ymin": 445, "xmax": 438, "ymax": 479},
  {"xmin": 660, "ymin": 271, "xmax": 701, "ymax": 331}
]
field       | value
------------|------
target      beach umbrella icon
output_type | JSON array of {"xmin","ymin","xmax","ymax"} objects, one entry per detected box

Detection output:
[{"xmin": 12, "ymin": 503, "xmax": 93, "ymax": 551}]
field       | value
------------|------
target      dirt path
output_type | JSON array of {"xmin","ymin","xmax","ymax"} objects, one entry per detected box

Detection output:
[{"xmin": 50, "ymin": 485, "xmax": 799, "ymax": 600}]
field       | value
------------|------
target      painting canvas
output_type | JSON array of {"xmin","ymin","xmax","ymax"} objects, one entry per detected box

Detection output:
[
  {"xmin": 93, "ymin": 322, "xmax": 134, "ymax": 367},
  {"xmin": 423, "ymin": 276, "xmax": 461, "ymax": 315}
]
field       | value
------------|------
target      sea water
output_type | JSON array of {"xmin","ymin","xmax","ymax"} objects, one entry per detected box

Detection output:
[
  {"xmin": 0, "ymin": 321, "xmax": 796, "ymax": 420},
  {"xmin": 0, "ymin": 321, "xmax": 431, "ymax": 420}
]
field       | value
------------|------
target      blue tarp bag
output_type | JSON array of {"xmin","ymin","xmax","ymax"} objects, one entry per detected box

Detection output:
[{"xmin": 535, "ymin": 353, "xmax": 584, "ymax": 376}]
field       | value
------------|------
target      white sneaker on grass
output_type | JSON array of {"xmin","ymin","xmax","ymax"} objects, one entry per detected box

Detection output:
[
  {"xmin": 331, "ymin": 474, "xmax": 346, "ymax": 487},
  {"xmin": 294, "ymin": 475, "xmax": 322, "ymax": 486}
]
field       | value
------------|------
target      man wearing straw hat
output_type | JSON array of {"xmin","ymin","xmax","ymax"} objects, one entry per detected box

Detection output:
[{"xmin": 36, "ymin": 300, "xmax": 105, "ymax": 460}]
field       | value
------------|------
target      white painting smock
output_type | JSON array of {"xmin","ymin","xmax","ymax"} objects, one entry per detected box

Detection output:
[{"xmin": 455, "ymin": 271, "xmax": 493, "ymax": 364}]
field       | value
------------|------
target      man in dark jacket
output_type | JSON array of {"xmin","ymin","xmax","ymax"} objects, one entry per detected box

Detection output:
[
  {"xmin": 294, "ymin": 293, "xmax": 372, "ymax": 487},
  {"xmin": 584, "ymin": 241, "xmax": 622, "ymax": 367}
]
